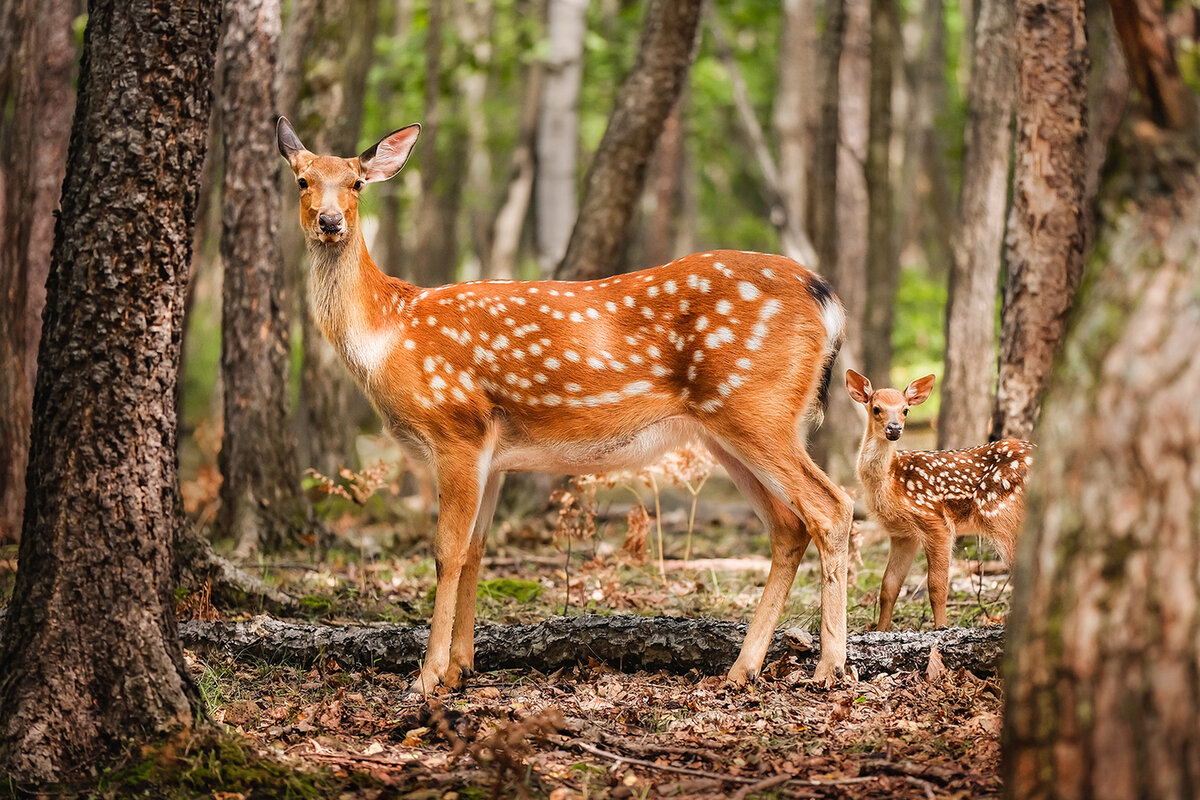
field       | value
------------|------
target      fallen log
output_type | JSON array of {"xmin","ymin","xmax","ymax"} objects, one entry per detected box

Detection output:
[{"xmin": 179, "ymin": 615, "xmax": 1005, "ymax": 679}]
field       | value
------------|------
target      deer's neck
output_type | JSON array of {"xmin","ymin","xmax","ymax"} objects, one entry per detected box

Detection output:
[
  {"xmin": 306, "ymin": 231, "xmax": 415, "ymax": 378},
  {"xmin": 856, "ymin": 433, "xmax": 897, "ymax": 496}
]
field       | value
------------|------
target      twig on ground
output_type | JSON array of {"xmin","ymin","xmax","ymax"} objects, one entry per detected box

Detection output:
[
  {"xmin": 566, "ymin": 739, "xmax": 755, "ymax": 784},
  {"xmin": 731, "ymin": 771, "xmax": 794, "ymax": 800}
]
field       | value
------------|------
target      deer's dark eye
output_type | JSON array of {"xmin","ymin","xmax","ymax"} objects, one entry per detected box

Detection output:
[
  {"xmin": 297, "ymin": 178, "xmax": 308, "ymax": 189},
  {"xmin": 353, "ymin": 179, "xmax": 363, "ymax": 191},
  {"xmin": 902, "ymin": 409, "xmax": 908, "ymax": 417},
  {"xmin": 873, "ymin": 407, "xmax": 882, "ymax": 416}
]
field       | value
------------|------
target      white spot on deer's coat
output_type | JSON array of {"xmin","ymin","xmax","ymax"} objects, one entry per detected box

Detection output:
[
  {"xmin": 533, "ymin": 373, "xmax": 547, "ymax": 383},
  {"xmin": 716, "ymin": 299, "xmax": 733, "ymax": 315},
  {"xmin": 687, "ymin": 274, "xmax": 700, "ymax": 289},
  {"xmin": 696, "ymin": 316, "xmax": 709, "ymax": 332},
  {"xmin": 761, "ymin": 268, "xmax": 776, "ymax": 279},
  {"xmin": 623, "ymin": 381, "xmax": 652, "ymax": 395},
  {"xmin": 664, "ymin": 280, "xmax": 677, "ymax": 294},
  {"xmin": 569, "ymin": 311, "xmax": 584, "ymax": 322},
  {"xmin": 705, "ymin": 327, "xmax": 734, "ymax": 349},
  {"xmin": 564, "ymin": 350, "xmax": 580, "ymax": 362},
  {"xmin": 647, "ymin": 345, "xmax": 661, "ymax": 358},
  {"xmin": 651, "ymin": 365, "xmax": 670, "ymax": 377},
  {"xmin": 430, "ymin": 375, "xmax": 447, "ymax": 390},
  {"xmin": 760, "ymin": 298, "xmax": 781, "ymax": 319},
  {"xmin": 606, "ymin": 301, "xmax": 618, "ymax": 313},
  {"xmin": 544, "ymin": 357, "xmax": 560, "ymax": 370},
  {"xmin": 647, "ymin": 285, "xmax": 660, "ymax": 298},
  {"xmin": 628, "ymin": 354, "xmax": 644, "ymax": 365},
  {"xmin": 624, "ymin": 296, "xmax": 635, "ymax": 307},
  {"xmin": 587, "ymin": 357, "xmax": 605, "ymax": 370},
  {"xmin": 738, "ymin": 281, "xmax": 761, "ymax": 301},
  {"xmin": 424, "ymin": 356, "xmax": 436, "ymax": 373},
  {"xmin": 586, "ymin": 307, "xmax": 601, "ymax": 319},
  {"xmin": 736, "ymin": 357, "xmax": 753, "ymax": 370}
]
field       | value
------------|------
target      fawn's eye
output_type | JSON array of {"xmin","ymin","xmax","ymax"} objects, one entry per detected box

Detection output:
[
  {"xmin": 353, "ymin": 179, "xmax": 363, "ymax": 191},
  {"xmin": 873, "ymin": 407, "xmax": 881, "ymax": 416},
  {"xmin": 297, "ymin": 178, "xmax": 308, "ymax": 189},
  {"xmin": 902, "ymin": 409, "xmax": 908, "ymax": 417}
]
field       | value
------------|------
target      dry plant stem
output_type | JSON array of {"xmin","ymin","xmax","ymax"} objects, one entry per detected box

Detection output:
[
  {"xmin": 731, "ymin": 772, "xmax": 796, "ymax": 800},
  {"xmin": 648, "ymin": 473, "xmax": 665, "ymax": 581},
  {"xmin": 683, "ymin": 475, "xmax": 709, "ymax": 562},
  {"xmin": 567, "ymin": 739, "xmax": 758, "ymax": 784}
]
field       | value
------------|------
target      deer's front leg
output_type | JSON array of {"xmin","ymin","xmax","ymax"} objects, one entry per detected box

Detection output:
[
  {"xmin": 925, "ymin": 531, "xmax": 952, "ymax": 629},
  {"xmin": 411, "ymin": 450, "xmax": 486, "ymax": 696},
  {"xmin": 446, "ymin": 471, "xmax": 504, "ymax": 687},
  {"xmin": 874, "ymin": 535, "xmax": 919, "ymax": 631}
]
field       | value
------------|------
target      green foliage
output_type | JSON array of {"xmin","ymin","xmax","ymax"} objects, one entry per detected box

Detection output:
[{"xmin": 478, "ymin": 577, "xmax": 543, "ymax": 604}]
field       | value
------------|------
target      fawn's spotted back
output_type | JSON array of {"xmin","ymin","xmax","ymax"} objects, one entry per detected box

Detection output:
[{"xmin": 891, "ymin": 439, "xmax": 1034, "ymax": 524}]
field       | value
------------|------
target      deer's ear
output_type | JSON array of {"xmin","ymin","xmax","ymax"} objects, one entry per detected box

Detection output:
[
  {"xmin": 846, "ymin": 369, "xmax": 872, "ymax": 404},
  {"xmin": 276, "ymin": 116, "xmax": 308, "ymax": 166},
  {"xmin": 904, "ymin": 374, "xmax": 936, "ymax": 406},
  {"xmin": 358, "ymin": 124, "xmax": 420, "ymax": 183}
]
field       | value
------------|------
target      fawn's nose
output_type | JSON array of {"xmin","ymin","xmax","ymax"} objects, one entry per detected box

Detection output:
[
  {"xmin": 318, "ymin": 212, "xmax": 344, "ymax": 234},
  {"xmin": 885, "ymin": 423, "xmax": 903, "ymax": 441}
]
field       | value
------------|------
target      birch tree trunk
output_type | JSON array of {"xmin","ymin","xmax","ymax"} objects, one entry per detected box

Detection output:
[
  {"xmin": 535, "ymin": 0, "xmax": 587, "ymax": 276},
  {"xmin": 0, "ymin": 0, "xmax": 75, "ymax": 543},
  {"xmin": 938, "ymin": 0, "xmax": 1016, "ymax": 450},
  {"xmin": 555, "ymin": 0, "xmax": 702, "ymax": 281},
  {"xmin": 0, "ymin": 0, "xmax": 219, "ymax": 781},
  {"xmin": 219, "ymin": 0, "xmax": 313, "ymax": 555},
  {"xmin": 992, "ymin": 0, "xmax": 1089, "ymax": 442}
]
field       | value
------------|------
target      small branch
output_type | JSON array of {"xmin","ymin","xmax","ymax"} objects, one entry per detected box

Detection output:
[{"xmin": 568, "ymin": 739, "xmax": 755, "ymax": 784}]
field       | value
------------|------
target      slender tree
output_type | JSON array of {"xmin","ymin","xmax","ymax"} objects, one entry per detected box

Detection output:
[
  {"xmin": 861, "ymin": 0, "xmax": 899, "ymax": 384},
  {"xmin": 555, "ymin": 0, "xmax": 702, "ymax": 281},
  {"xmin": 1002, "ymin": 8, "xmax": 1200, "ymax": 794},
  {"xmin": 536, "ymin": 0, "xmax": 587, "ymax": 275},
  {"xmin": 0, "ymin": 0, "xmax": 76, "ymax": 543},
  {"xmin": 938, "ymin": 0, "xmax": 1016, "ymax": 449},
  {"xmin": 219, "ymin": 0, "xmax": 313, "ymax": 555},
  {"xmin": 992, "ymin": 0, "xmax": 1090, "ymax": 441},
  {"xmin": 0, "ymin": 0, "xmax": 220, "ymax": 782}
]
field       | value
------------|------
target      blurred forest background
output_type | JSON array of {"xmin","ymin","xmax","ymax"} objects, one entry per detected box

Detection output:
[{"xmin": 4, "ymin": 0, "xmax": 1129, "ymax": 552}]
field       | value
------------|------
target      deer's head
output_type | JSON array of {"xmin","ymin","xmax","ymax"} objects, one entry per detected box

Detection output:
[
  {"xmin": 276, "ymin": 117, "xmax": 420, "ymax": 245},
  {"xmin": 846, "ymin": 370, "xmax": 935, "ymax": 442}
]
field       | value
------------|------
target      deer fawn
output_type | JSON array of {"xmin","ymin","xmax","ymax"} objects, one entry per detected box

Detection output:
[
  {"xmin": 277, "ymin": 118, "xmax": 854, "ymax": 693},
  {"xmin": 845, "ymin": 370, "xmax": 1032, "ymax": 632}
]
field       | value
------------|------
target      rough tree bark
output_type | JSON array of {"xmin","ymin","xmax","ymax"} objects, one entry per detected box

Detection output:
[
  {"xmin": 991, "ymin": 0, "xmax": 1090, "ymax": 442},
  {"xmin": 775, "ymin": 0, "xmax": 817, "ymax": 265},
  {"xmin": 0, "ymin": 0, "xmax": 75, "ymax": 543},
  {"xmin": 938, "ymin": 0, "xmax": 1016, "ymax": 450},
  {"xmin": 0, "ymin": 0, "xmax": 220, "ymax": 783},
  {"xmin": 1002, "ymin": 7, "xmax": 1200, "ymax": 791},
  {"xmin": 291, "ymin": 0, "xmax": 379, "ymax": 478},
  {"xmin": 178, "ymin": 615, "xmax": 1006, "ymax": 679},
  {"xmin": 535, "ymin": 0, "xmax": 587, "ymax": 276},
  {"xmin": 219, "ymin": 0, "xmax": 313, "ymax": 556},
  {"xmin": 555, "ymin": 0, "xmax": 702, "ymax": 281},
  {"xmin": 861, "ymin": 0, "xmax": 899, "ymax": 384}
]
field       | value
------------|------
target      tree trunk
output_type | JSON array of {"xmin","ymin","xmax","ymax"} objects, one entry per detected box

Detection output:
[
  {"xmin": 861, "ymin": 0, "xmax": 898, "ymax": 384},
  {"xmin": 938, "ymin": 0, "xmax": 1016, "ymax": 450},
  {"xmin": 1001, "ymin": 12, "xmax": 1200, "ymax": 787},
  {"xmin": 554, "ymin": 0, "xmax": 702, "ymax": 281},
  {"xmin": 775, "ymin": 0, "xmax": 817, "ymax": 266},
  {"xmin": 177, "ymin": 615, "xmax": 1006, "ymax": 679},
  {"xmin": 811, "ymin": 0, "xmax": 867, "ymax": 486},
  {"xmin": 0, "ymin": 0, "xmax": 220, "ymax": 782},
  {"xmin": 292, "ymin": 0, "xmax": 379, "ymax": 477},
  {"xmin": 535, "ymin": 0, "xmax": 587, "ymax": 276},
  {"xmin": 456, "ymin": 0, "xmax": 496, "ymax": 280},
  {"xmin": 991, "ymin": 0, "xmax": 1090, "ymax": 442},
  {"xmin": 0, "ymin": 0, "xmax": 76, "ymax": 544},
  {"xmin": 219, "ymin": 0, "xmax": 313, "ymax": 556}
]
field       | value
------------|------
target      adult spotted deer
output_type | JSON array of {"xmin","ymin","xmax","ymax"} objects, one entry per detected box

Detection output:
[
  {"xmin": 845, "ymin": 370, "xmax": 1032, "ymax": 631},
  {"xmin": 277, "ymin": 117, "xmax": 853, "ymax": 693}
]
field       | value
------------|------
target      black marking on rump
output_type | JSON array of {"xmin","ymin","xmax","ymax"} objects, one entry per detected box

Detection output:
[{"xmin": 805, "ymin": 272, "xmax": 842, "ymax": 429}]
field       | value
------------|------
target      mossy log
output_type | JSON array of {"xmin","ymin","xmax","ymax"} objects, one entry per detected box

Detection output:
[{"xmin": 177, "ymin": 615, "xmax": 1005, "ymax": 679}]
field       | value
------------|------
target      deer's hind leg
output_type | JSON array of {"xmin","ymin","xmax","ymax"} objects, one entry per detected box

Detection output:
[{"xmin": 446, "ymin": 470, "xmax": 504, "ymax": 687}]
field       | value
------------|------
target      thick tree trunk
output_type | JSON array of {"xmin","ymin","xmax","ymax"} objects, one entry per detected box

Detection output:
[
  {"xmin": 0, "ymin": 0, "xmax": 220, "ymax": 783},
  {"xmin": 938, "ymin": 0, "xmax": 1016, "ymax": 450},
  {"xmin": 456, "ymin": 0, "xmax": 496, "ymax": 279},
  {"xmin": 535, "ymin": 0, "xmax": 586, "ymax": 276},
  {"xmin": 992, "ymin": 0, "xmax": 1089, "ymax": 442},
  {"xmin": 0, "ymin": 0, "xmax": 75, "ymax": 543},
  {"xmin": 554, "ymin": 0, "xmax": 702, "ymax": 281},
  {"xmin": 292, "ymin": 0, "xmax": 379, "ymax": 477},
  {"xmin": 219, "ymin": 0, "xmax": 313, "ymax": 556},
  {"xmin": 775, "ymin": 0, "xmax": 817, "ymax": 265},
  {"xmin": 178, "ymin": 615, "xmax": 1005, "ymax": 679},
  {"xmin": 1002, "ymin": 8, "xmax": 1200, "ymax": 796},
  {"xmin": 861, "ymin": 0, "xmax": 898, "ymax": 384}
]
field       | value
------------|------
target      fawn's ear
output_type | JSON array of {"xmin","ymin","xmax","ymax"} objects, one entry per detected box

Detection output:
[
  {"xmin": 904, "ymin": 374, "xmax": 936, "ymax": 406},
  {"xmin": 276, "ymin": 116, "xmax": 308, "ymax": 167},
  {"xmin": 846, "ymin": 369, "xmax": 872, "ymax": 404},
  {"xmin": 358, "ymin": 124, "xmax": 421, "ymax": 183}
]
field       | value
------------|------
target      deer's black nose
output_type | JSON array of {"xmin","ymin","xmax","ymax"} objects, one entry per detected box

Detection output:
[
  {"xmin": 885, "ymin": 423, "xmax": 903, "ymax": 440},
  {"xmin": 318, "ymin": 212, "xmax": 344, "ymax": 233}
]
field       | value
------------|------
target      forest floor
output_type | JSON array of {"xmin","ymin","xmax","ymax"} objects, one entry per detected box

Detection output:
[{"xmin": 0, "ymin": 452, "xmax": 1013, "ymax": 799}]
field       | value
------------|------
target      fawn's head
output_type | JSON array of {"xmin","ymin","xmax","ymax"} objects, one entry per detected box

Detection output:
[
  {"xmin": 276, "ymin": 117, "xmax": 420, "ymax": 245},
  {"xmin": 846, "ymin": 370, "xmax": 935, "ymax": 442}
]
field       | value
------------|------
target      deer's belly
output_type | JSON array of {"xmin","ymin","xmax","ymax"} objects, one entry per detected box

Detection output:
[{"xmin": 493, "ymin": 416, "xmax": 700, "ymax": 475}]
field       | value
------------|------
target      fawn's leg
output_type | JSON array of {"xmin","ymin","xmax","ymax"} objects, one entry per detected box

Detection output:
[
  {"xmin": 710, "ymin": 427, "xmax": 853, "ymax": 684},
  {"xmin": 446, "ymin": 471, "xmax": 504, "ymax": 686},
  {"xmin": 875, "ymin": 535, "xmax": 919, "ymax": 632},
  {"xmin": 410, "ymin": 446, "xmax": 488, "ymax": 695},
  {"xmin": 925, "ymin": 530, "xmax": 952, "ymax": 629},
  {"xmin": 705, "ymin": 438, "xmax": 809, "ymax": 685}
]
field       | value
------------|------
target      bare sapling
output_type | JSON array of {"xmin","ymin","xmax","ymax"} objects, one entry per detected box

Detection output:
[
  {"xmin": 277, "ymin": 116, "xmax": 853, "ymax": 692},
  {"xmin": 845, "ymin": 370, "xmax": 1032, "ymax": 631}
]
